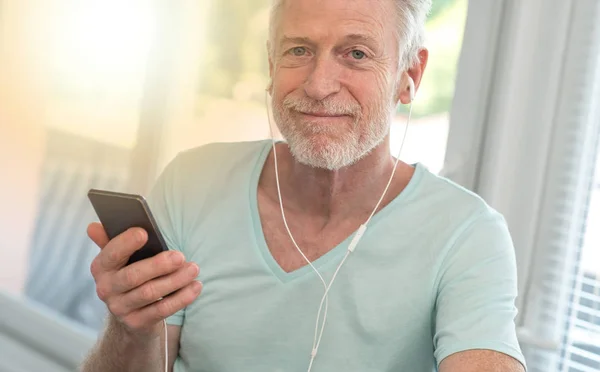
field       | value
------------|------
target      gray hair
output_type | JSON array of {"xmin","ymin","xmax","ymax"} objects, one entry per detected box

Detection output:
[{"xmin": 268, "ymin": 0, "xmax": 432, "ymax": 70}]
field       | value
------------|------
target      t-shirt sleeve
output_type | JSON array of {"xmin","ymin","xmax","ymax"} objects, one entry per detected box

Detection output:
[
  {"xmin": 146, "ymin": 154, "xmax": 186, "ymax": 326},
  {"xmin": 433, "ymin": 210, "xmax": 527, "ymax": 370}
]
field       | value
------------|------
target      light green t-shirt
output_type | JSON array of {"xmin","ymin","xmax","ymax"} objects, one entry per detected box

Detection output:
[{"xmin": 147, "ymin": 140, "xmax": 526, "ymax": 372}]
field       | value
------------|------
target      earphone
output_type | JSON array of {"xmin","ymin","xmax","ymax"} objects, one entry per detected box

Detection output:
[
  {"xmin": 408, "ymin": 75, "xmax": 415, "ymax": 102},
  {"xmin": 265, "ymin": 75, "xmax": 415, "ymax": 371}
]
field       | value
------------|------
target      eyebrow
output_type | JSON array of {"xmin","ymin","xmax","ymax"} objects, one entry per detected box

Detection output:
[
  {"xmin": 279, "ymin": 33, "xmax": 380, "ymax": 51},
  {"xmin": 342, "ymin": 33, "xmax": 378, "ymax": 46},
  {"xmin": 279, "ymin": 36, "xmax": 316, "ymax": 50}
]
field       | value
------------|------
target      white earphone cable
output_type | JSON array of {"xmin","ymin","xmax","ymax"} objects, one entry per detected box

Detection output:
[
  {"xmin": 308, "ymin": 100, "xmax": 414, "ymax": 369},
  {"xmin": 164, "ymin": 318, "xmax": 168, "ymax": 372},
  {"xmin": 265, "ymin": 85, "xmax": 414, "ymax": 372},
  {"xmin": 266, "ymin": 98, "xmax": 332, "ymax": 354},
  {"xmin": 367, "ymin": 101, "xmax": 414, "ymax": 224}
]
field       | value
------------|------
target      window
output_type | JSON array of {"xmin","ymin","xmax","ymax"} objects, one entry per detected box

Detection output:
[
  {"xmin": 4, "ymin": 0, "xmax": 159, "ymax": 331},
  {"xmin": 560, "ymin": 150, "xmax": 600, "ymax": 371},
  {"xmin": 514, "ymin": 2, "xmax": 600, "ymax": 368},
  {"xmin": 392, "ymin": 0, "xmax": 468, "ymax": 173}
]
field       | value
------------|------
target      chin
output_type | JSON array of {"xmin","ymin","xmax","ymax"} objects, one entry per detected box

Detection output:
[
  {"xmin": 288, "ymin": 137, "xmax": 363, "ymax": 170},
  {"xmin": 279, "ymin": 120, "xmax": 387, "ymax": 170}
]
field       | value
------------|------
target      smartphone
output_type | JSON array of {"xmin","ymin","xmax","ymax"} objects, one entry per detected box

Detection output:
[{"xmin": 87, "ymin": 189, "xmax": 169, "ymax": 266}]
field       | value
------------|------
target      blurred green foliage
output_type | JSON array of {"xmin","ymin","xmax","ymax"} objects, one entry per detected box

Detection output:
[{"xmin": 429, "ymin": 0, "xmax": 457, "ymax": 20}]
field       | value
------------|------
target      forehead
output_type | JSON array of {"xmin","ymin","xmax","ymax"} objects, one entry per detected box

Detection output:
[{"xmin": 275, "ymin": 0, "xmax": 397, "ymax": 45}]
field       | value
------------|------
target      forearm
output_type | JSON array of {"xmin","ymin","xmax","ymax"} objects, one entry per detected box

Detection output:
[{"xmin": 81, "ymin": 315, "xmax": 164, "ymax": 372}]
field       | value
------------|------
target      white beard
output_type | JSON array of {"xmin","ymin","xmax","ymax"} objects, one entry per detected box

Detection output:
[{"xmin": 272, "ymin": 92, "xmax": 394, "ymax": 170}]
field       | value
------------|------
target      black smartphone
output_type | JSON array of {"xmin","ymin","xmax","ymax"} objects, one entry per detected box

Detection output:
[{"xmin": 87, "ymin": 189, "xmax": 169, "ymax": 266}]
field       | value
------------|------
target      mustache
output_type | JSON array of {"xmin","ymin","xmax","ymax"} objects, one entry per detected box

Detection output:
[{"xmin": 282, "ymin": 96, "xmax": 361, "ymax": 117}]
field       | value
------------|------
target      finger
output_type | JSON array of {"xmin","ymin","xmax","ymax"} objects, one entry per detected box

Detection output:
[
  {"xmin": 123, "ymin": 280, "xmax": 203, "ymax": 330},
  {"xmin": 87, "ymin": 222, "xmax": 110, "ymax": 249},
  {"xmin": 114, "ymin": 262, "xmax": 199, "ymax": 314},
  {"xmin": 98, "ymin": 227, "xmax": 148, "ymax": 272},
  {"xmin": 111, "ymin": 250, "xmax": 186, "ymax": 294}
]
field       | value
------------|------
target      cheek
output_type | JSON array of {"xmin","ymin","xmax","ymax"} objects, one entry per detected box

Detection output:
[
  {"xmin": 273, "ymin": 69, "xmax": 307, "ymax": 99},
  {"xmin": 370, "ymin": 67, "xmax": 396, "ymax": 98},
  {"xmin": 348, "ymin": 71, "xmax": 395, "ymax": 114}
]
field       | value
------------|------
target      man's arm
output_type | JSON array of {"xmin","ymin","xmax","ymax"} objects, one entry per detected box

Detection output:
[
  {"xmin": 433, "ymin": 211, "xmax": 527, "ymax": 370},
  {"xmin": 167, "ymin": 325, "xmax": 182, "ymax": 371},
  {"xmin": 439, "ymin": 350, "xmax": 525, "ymax": 372},
  {"xmin": 81, "ymin": 316, "xmax": 181, "ymax": 372},
  {"xmin": 80, "ymin": 222, "xmax": 200, "ymax": 372}
]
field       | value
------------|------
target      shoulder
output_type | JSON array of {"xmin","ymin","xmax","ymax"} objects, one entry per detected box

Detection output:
[
  {"xmin": 418, "ymin": 167, "xmax": 515, "ymax": 265},
  {"xmin": 146, "ymin": 140, "xmax": 271, "ymax": 249},
  {"xmin": 171, "ymin": 140, "xmax": 271, "ymax": 173},
  {"xmin": 405, "ymin": 164, "xmax": 512, "ymax": 265},
  {"xmin": 149, "ymin": 139, "xmax": 271, "ymax": 208},
  {"xmin": 413, "ymin": 163, "xmax": 505, "ymax": 225},
  {"xmin": 159, "ymin": 140, "xmax": 271, "ymax": 185}
]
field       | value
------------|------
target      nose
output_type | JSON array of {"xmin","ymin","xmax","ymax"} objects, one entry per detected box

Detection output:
[{"xmin": 303, "ymin": 55, "xmax": 341, "ymax": 101}]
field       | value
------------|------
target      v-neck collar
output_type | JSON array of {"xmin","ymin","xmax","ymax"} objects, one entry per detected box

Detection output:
[{"xmin": 248, "ymin": 140, "xmax": 424, "ymax": 283}]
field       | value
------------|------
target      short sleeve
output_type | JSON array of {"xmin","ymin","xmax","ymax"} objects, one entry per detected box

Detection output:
[
  {"xmin": 146, "ymin": 155, "xmax": 185, "ymax": 326},
  {"xmin": 433, "ymin": 211, "xmax": 527, "ymax": 370}
]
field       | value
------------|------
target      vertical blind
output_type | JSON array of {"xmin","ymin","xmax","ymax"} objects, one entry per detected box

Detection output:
[
  {"xmin": 517, "ymin": 1, "xmax": 600, "ymax": 370},
  {"xmin": 445, "ymin": 0, "xmax": 600, "ymax": 370}
]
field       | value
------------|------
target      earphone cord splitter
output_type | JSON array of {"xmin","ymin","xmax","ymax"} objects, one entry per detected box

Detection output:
[{"xmin": 265, "ymin": 90, "xmax": 414, "ymax": 372}]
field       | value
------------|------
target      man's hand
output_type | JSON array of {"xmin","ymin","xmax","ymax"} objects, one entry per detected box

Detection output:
[
  {"xmin": 87, "ymin": 222, "xmax": 202, "ymax": 337},
  {"xmin": 439, "ymin": 350, "xmax": 526, "ymax": 372}
]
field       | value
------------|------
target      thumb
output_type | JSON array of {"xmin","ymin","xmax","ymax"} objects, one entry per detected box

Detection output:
[{"xmin": 87, "ymin": 222, "xmax": 110, "ymax": 249}]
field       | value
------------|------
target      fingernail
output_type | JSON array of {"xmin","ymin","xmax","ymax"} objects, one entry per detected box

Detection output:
[
  {"xmin": 193, "ymin": 281, "xmax": 203, "ymax": 292},
  {"xmin": 171, "ymin": 252, "xmax": 184, "ymax": 265},
  {"xmin": 188, "ymin": 263, "xmax": 199, "ymax": 276},
  {"xmin": 136, "ymin": 228, "xmax": 147, "ymax": 243}
]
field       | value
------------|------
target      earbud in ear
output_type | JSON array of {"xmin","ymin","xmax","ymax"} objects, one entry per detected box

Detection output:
[{"xmin": 408, "ymin": 77, "xmax": 415, "ymax": 102}]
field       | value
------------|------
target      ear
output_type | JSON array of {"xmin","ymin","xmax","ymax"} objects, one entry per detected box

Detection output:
[{"xmin": 397, "ymin": 48, "xmax": 429, "ymax": 105}]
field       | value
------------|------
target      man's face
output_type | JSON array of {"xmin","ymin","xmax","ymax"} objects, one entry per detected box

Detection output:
[{"xmin": 269, "ymin": 0, "xmax": 401, "ymax": 170}]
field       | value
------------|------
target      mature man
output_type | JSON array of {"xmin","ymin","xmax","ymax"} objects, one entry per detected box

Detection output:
[{"xmin": 82, "ymin": 0, "xmax": 527, "ymax": 371}]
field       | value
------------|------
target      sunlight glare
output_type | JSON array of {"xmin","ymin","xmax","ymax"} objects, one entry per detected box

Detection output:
[{"xmin": 54, "ymin": 0, "xmax": 157, "ymax": 84}]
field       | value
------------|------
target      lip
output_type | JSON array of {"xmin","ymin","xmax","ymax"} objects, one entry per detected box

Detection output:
[{"xmin": 298, "ymin": 111, "xmax": 349, "ymax": 118}]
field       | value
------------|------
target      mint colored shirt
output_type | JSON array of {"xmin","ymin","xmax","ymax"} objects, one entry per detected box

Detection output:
[{"xmin": 147, "ymin": 140, "xmax": 526, "ymax": 372}]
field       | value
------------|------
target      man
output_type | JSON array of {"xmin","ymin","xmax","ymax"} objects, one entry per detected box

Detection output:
[{"xmin": 82, "ymin": 0, "xmax": 527, "ymax": 371}]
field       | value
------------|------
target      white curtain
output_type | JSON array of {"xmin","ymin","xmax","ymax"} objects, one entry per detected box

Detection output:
[{"xmin": 444, "ymin": 0, "xmax": 600, "ymax": 370}]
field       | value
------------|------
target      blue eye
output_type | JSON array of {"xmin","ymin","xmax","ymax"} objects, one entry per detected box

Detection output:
[
  {"xmin": 292, "ymin": 47, "xmax": 306, "ymax": 56},
  {"xmin": 350, "ymin": 50, "xmax": 366, "ymax": 60}
]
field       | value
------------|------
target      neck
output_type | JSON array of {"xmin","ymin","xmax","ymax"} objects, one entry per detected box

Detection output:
[{"xmin": 262, "ymin": 136, "xmax": 414, "ymax": 224}]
